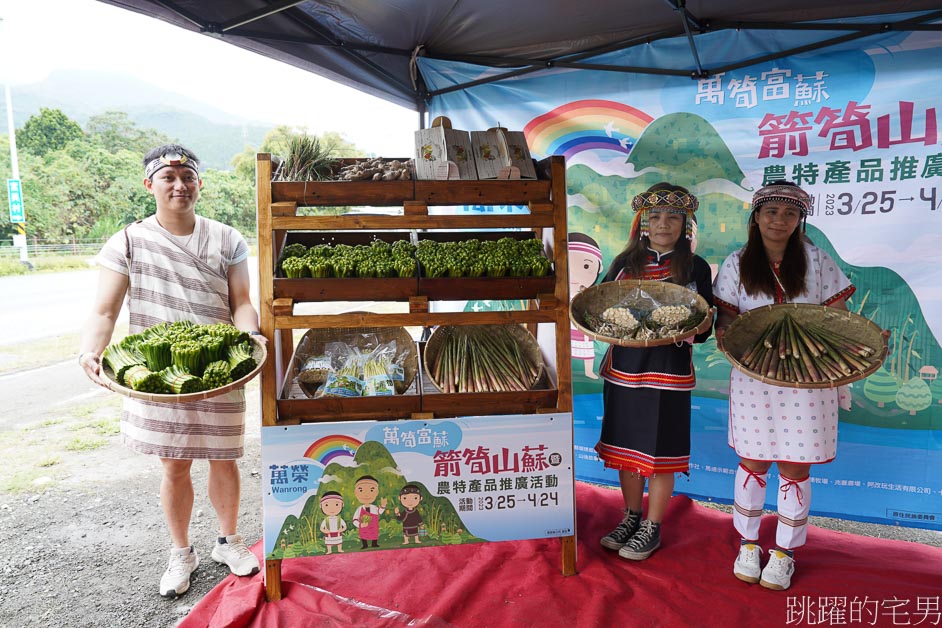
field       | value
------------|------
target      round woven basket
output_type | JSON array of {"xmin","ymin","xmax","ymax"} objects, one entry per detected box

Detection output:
[
  {"xmin": 569, "ymin": 280, "xmax": 712, "ymax": 347},
  {"xmin": 292, "ymin": 325, "xmax": 418, "ymax": 397},
  {"xmin": 423, "ymin": 324, "xmax": 544, "ymax": 393},
  {"xmin": 101, "ymin": 335, "xmax": 268, "ymax": 402},
  {"xmin": 722, "ymin": 303, "xmax": 887, "ymax": 389}
]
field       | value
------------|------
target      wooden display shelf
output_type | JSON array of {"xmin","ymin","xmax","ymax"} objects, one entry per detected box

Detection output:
[
  {"xmin": 256, "ymin": 153, "xmax": 576, "ymax": 600},
  {"xmin": 274, "ymin": 276, "xmax": 555, "ymax": 302},
  {"xmin": 276, "ymin": 377, "xmax": 556, "ymax": 422},
  {"xmin": 277, "ymin": 395, "xmax": 423, "ymax": 422},
  {"xmin": 273, "ymin": 277, "xmax": 419, "ymax": 301},
  {"xmin": 418, "ymin": 276, "xmax": 555, "ymax": 301},
  {"xmin": 414, "ymin": 178, "xmax": 551, "ymax": 205}
]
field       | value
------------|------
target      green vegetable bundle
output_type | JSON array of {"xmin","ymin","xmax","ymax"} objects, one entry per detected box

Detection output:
[
  {"xmin": 102, "ymin": 322, "xmax": 258, "ymax": 394},
  {"xmin": 160, "ymin": 365, "xmax": 205, "ymax": 394},
  {"xmin": 277, "ymin": 236, "xmax": 550, "ymax": 280},
  {"xmin": 416, "ymin": 237, "xmax": 550, "ymax": 279}
]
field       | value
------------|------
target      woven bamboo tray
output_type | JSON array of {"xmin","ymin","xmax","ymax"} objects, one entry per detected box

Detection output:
[
  {"xmin": 289, "ymin": 325, "xmax": 418, "ymax": 398},
  {"xmin": 423, "ymin": 324, "xmax": 544, "ymax": 393},
  {"xmin": 101, "ymin": 335, "xmax": 267, "ymax": 402},
  {"xmin": 722, "ymin": 303, "xmax": 887, "ymax": 389},
  {"xmin": 569, "ymin": 280, "xmax": 712, "ymax": 347}
]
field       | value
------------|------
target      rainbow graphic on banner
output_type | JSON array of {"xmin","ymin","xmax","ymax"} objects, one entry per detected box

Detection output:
[
  {"xmin": 304, "ymin": 435, "xmax": 362, "ymax": 466},
  {"xmin": 524, "ymin": 99, "xmax": 654, "ymax": 160}
]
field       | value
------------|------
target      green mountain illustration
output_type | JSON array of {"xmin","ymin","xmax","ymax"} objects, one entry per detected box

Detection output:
[
  {"xmin": 566, "ymin": 112, "xmax": 942, "ymax": 429},
  {"xmin": 268, "ymin": 440, "xmax": 480, "ymax": 559}
]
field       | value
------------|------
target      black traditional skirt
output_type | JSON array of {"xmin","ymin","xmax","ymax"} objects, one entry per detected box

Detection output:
[{"xmin": 595, "ymin": 381, "xmax": 691, "ymax": 476}]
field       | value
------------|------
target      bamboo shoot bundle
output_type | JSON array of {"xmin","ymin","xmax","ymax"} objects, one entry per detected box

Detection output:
[{"xmin": 736, "ymin": 313, "xmax": 879, "ymax": 385}]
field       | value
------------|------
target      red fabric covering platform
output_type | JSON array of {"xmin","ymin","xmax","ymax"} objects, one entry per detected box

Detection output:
[{"xmin": 182, "ymin": 482, "xmax": 942, "ymax": 627}]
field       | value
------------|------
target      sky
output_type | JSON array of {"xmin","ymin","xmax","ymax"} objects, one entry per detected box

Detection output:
[{"xmin": 0, "ymin": 0, "xmax": 418, "ymax": 157}]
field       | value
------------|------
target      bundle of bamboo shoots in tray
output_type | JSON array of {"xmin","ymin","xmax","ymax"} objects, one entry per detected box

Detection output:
[
  {"xmin": 424, "ymin": 324, "xmax": 543, "ymax": 393},
  {"xmin": 722, "ymin": 303, "xmax": 887, "ymax": 389}
]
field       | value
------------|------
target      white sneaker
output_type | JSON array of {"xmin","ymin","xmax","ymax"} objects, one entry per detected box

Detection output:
[
  {"xmin": 760, "ymin": 549, "xmax": 796, "ymax": 590},
  {"xmin": 733, "ymin": 543, "xmax": 762, "ymax": 584},
  {"xmin": 159, "ymin": 546, "xmax": 199, "ymax": 598},
  {"xmin": 211, "ymin": 534, "xmax": 260, "ymax": 576}
]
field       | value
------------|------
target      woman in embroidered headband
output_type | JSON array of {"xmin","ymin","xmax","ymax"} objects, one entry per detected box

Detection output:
[
  {"xmin": 713, "ymin": 180, "xmax": 856, "ymax": 591},
  {"xmin": 78, "ymin": 144, "xmax": 264, "ymax": 598},
  {"xmin": 597, "ymin": 182, "xmax": 714, "ymax": 561}
]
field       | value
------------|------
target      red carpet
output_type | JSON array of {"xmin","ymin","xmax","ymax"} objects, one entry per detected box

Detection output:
[{"xmin": 182, "ymin": 482, "xmax": 942, "ymax": 627}]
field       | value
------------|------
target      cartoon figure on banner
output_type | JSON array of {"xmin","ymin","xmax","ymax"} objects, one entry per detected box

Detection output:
[
  {"xmin": 352, "ymin": 475, "xmax": 388, "ymax": 549},
  {"xmin": 394, "ymin": 484, "xmax": 424, "ymax": 545},
  {"xmin": 569, "ymin": 232, "xmax": 604, "ymax": 379},
  {"xmin": 318, "ymin": 491, "xmax": 347, "ymax": 555}
]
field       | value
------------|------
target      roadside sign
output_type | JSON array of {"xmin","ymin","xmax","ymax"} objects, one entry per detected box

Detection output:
[{"xmin": 7, "ymin": 179, "xmax": 25, "ymax": 224}]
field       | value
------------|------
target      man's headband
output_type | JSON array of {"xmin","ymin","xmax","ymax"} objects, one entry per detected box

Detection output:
[
  {"xmin": 751, "ymin": 183, "xmax": 811, "ymax": 215},
  {"xmin": 145, "ymin": 151, "xmax": 200, "ymax": 180}
]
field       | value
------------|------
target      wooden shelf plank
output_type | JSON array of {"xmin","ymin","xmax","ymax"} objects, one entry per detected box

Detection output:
[
  {"xmin": 414, "ymin": 179, "xmax": 551, "ymax": 205},
  {"xmin": 270, "ymin": 214, "xmax": 557, "ymax": 230},
  {"xmin": 274, "ymin": 311, "xmax": 560, "ymax": 329}
]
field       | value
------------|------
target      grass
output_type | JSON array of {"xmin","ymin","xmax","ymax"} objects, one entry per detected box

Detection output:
[
  {"xmin": 63, "ymin": 436, "xmax": 108, "ymax": 452},
  {"xmin": 0, "ymin": 255, "xmax": 94, "ymax": 277},
  {"xmin": 0, "ymin": 397, "xmax": 123, "ymax": 493}
]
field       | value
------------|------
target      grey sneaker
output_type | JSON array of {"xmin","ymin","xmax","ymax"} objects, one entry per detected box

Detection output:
[
  {"xmin": 733, "ymin": 543, "xmax": 762, "ymax": 583},
  {"xmin": 211, "ymin": 534, "xmax": 260, "ymax": 576},
  {"xmin": 618, "ymin": 519, "xmax": 661, "ymax": 560},
  {"xmin": 159, "ymin": 546, "xmax": 198, "ymax": 598},
  {"xmin": 760, "ymin": 549, "xmax": 795, "ymax": 590},
  {"xmin": 600, "ymin": 509, "xmax": 642, "ymax": 550}
]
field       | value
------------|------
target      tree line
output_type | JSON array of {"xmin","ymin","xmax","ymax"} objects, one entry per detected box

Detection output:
[{"xmin": 0, "ymin": 108, "xmax": 362, "ymax": 245}]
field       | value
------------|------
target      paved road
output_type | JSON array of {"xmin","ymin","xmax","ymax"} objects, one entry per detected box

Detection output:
[
  {"xmin": 0, "ymin": 260, "xmax": 261, "ymax": 346},
  {"xmin": 0, "ymin": 268, "xmax": 106, "ymax": 345},
  {"xmin": 0, "ymin": 360, "xmax": 107, "ymax": 430}
]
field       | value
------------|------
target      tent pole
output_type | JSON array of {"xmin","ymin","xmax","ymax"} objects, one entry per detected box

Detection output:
[{"xmin": 674, "ymin": 1, "xmax": 705, "ymax": 77}]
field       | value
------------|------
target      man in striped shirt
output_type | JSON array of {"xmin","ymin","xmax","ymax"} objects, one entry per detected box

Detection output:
[{"xmin": 79, "ymin": 144, "xmax": 263, "ymax": 598}]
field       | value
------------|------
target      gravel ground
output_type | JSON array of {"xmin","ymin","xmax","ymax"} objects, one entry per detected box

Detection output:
[
  {"xmin": 1, "ymin": 378, "xmax": 939, "ymax": 627},
  {"xmin": 0, "ymin": 383, "xmax": 265, "ymax": 628}
]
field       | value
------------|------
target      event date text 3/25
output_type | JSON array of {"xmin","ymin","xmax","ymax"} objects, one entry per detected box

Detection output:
[
  {"xmin": 477, "ymin": 492, "xmax": 559, "ymax": 511},
  {"xmin": 821, "ymin": 187, "xmax": 940, "ymax": 215}
]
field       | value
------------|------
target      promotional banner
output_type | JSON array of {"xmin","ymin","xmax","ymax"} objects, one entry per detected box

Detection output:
[
  {"xmin": 261, "ymin": 413, "xmax": 575, "ymax": 558},
  {"xmin": 421, "ymin": 24, "xmax": 942, "ymax": 529}
]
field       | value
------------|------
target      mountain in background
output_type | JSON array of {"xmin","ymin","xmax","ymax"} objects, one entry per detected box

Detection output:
[{"xmin": 0, "ymin": 70, "xmax": 272, "ymax": 171}]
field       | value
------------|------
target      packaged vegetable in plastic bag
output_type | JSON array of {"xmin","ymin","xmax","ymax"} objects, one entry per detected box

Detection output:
[
  {"xmin": 322, "ymin": 343, "xmax": 363, "ymax": 397},
  {"xmin": 362, "ymin": 341, "xmax": 396, "ymax": 396},
  {"xmin": 298, "ymin": 352, "xmax": 333, "ymax": 385}
]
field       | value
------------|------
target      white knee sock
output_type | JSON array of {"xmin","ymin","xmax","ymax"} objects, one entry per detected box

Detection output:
[
  {"xmin": 733, "ymin": 463, "xmax": 768, "ymax": 542},
  {"xmin": 776, "ymin": 474, "xmax": 812, "ymax": 550}
]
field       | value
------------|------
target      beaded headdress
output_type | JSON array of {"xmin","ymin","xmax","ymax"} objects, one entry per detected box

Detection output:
[
  {"xmin": 752, "ymin": 182, "xmax": 811, "ymax": 215},
  {"xmin": 630, "ymin": 188, "xmax": 699, "ymax": 240}
]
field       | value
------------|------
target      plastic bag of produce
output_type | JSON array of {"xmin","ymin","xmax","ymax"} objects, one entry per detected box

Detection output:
[
  {"xmin": 322, "ymin": 344, "xmax": 363, "ymax": 397},
  {"xmin": 362, "ymin": 341, "xmax": 396, "ymax": 397}
]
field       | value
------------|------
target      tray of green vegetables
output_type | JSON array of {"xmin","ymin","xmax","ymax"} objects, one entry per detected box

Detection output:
[{"xmin": 100, "ymin": 321, "xmax": 267, "ymax": 402}]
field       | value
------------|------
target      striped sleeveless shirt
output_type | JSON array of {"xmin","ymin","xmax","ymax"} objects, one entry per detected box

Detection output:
[{"xmin": 97, "ymin": 215, "xmax": 250, "ymax": 460}]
